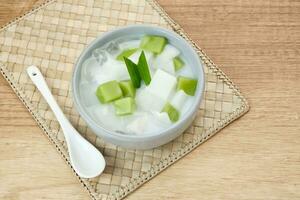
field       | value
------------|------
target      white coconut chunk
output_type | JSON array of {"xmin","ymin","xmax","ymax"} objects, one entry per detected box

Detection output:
[
  {"xmin": 148, "ymin": 69, "xmax": 177, "ymax": 101},
  {"xmin": 170, "ymin": 90, "xmax": 189, "ymax": 110}
]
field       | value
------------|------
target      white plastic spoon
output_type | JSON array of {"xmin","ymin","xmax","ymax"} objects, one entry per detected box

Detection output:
[{"xmin": 27, "ymin": 65, "xmax": 105, "ymax": 178}]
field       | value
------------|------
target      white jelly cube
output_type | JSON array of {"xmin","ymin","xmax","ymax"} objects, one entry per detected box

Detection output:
[
  {"xmin": 135, "ymin": 88, "xmax": 165, "ymax": 112},
  {"xmin": 152, "ymin": 44, "xmax": 179, "ymax": 69},
  {"xmin": 160, "ymin": 60, "xmax": 175, "ymax": 74},
  {"xmin": 159, "ymin": 44, "xmax": 180, "ymax": 58},
  {"xmin": 170, "ymin": 90, "xmax": 189, "ymax": 110},
  {"xmin": 143, "ymin": 51, "xmax": 154, "ymax": 64},
  {"xmin": 129, "ymin": 50, "xmax": 153, "ymax": 64},
  {"xmin": 148, "ymin": 69, "xmax": 177, "ymax": 101},
  {"xmin": 176, "ymin": 64, "xmax": 194, "ymax": 77}
]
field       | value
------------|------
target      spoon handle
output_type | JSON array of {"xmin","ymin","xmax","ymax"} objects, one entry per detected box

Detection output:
[
  {"xmin": 26, "ymin": 65, "xmax": 105, "ymax": 178},
  {"xmin": 26, "ymin": 65, "xmax": 72, "ymax": 134}
]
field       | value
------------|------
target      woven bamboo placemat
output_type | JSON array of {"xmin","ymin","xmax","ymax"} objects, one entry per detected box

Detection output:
[{"xmin": 0, "ymin": 0, "xmax": 249, "ymax": 199}]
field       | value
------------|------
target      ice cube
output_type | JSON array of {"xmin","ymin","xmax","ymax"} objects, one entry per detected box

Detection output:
[
  {"xmin": 101, "ymin": 56, "xmax": 130, "ymax": 81},
  {"xmin": 92, "ymin": 48, "xmax": 107, "ymax": 65},
  {"xmin": 81, "ymin": 57, "xmax": 101, "ymax": 81},
  {"xmin": 170, "ymin": 90, "xmax": 189, "ymax": 110},
  {"xmin": 79, "ymin": 81, "xmax": 99, "ymax": 107},
  {"xmin": 135, "ymin": 88, "xmax": 165, "ymax": 112},
  {"xmin": 105, "ymin": 41, "xmax": 120, "ymax": 56},
  {"xmin": 148, "ymin": 69, "xmax": 177, "ymax": 101}
]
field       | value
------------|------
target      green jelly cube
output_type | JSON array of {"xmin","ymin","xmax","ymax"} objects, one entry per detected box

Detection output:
[
  {"xmin": 173, "ymin": 56, "xmax": 185, "ymax": 71},
  {"xmin": 114, "ymin": 97, "xmax": 136, "ymax": 116},
  {"xmin": 177, "ymin": 76, "xmax": 198, "ymax": 96},
  {"xmin": 161, "ymin": 102, "xmax": 179, "ymax": 123},
  {"xmin": 116, "ymin": 48, "xmax": 138, "ymax": 61},
  {"xmin": 140, "ymin": 36, "xmax": 151, "ymax": 48},
  {"xmin": 96, "ymin": 80, "xmax": 123, "ymax": 103},
  {"xmin": 119, "ymin": 80, "xmax": 136, "ymax": 97},
  {"xmin": 140, "ymin": 35, "xmax": 167, "ymax": 54}
]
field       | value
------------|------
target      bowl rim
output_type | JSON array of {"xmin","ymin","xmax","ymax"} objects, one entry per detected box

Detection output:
[{"xmin": 72, "ymin": 24, "xmax": 205, "ymax": 140}]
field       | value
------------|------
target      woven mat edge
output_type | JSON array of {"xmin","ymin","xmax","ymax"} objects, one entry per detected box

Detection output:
[{"xmin": 0, "ymin": 0, "xmax": 250, "ymax": 199}]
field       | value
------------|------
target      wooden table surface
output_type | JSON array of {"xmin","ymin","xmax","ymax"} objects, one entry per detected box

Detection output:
[{"xmin": 0, "ymin": 0, "xmax": 299, "ymax": 199}]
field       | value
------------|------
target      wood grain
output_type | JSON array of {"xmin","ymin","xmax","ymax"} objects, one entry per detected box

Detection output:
[{"xmin": 0, "ymin": 0, "xmax": 300, "ymax": 199}]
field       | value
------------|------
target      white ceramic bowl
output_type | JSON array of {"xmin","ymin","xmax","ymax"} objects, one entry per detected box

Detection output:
[{"xmin": 72, "ymin": 25, "xmax": 205, "ymax": 149}]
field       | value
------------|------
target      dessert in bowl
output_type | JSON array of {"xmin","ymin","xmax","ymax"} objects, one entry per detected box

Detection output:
[{"xmin": 72, "ymin": 25, "xmax": 205, "ymax": 149}]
